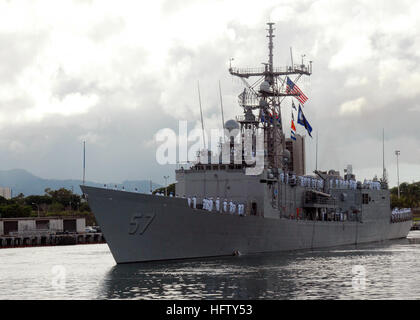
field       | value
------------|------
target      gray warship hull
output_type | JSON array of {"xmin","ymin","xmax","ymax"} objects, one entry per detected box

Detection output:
[{"xmin": 81, "ymin": 186, "xmax": 412, "ymax": 264}]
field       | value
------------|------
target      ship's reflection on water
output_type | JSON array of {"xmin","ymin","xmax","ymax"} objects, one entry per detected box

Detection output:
[{"xmin": 99, "ymin": 233, "xmax": 420, "ymax": 299}]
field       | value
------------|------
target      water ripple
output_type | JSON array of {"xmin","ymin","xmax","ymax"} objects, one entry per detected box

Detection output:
[{"xmin": 1, "ymin": 232, "xmax": 420, "ymax": 299}]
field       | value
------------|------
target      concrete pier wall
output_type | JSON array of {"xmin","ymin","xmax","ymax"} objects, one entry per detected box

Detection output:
[
  {"xmin": 18, "ymin": 220, "xmax": 36, "ymax": 232},
  {"xmin": 0, "ymin": 216, "xmax": 105, "ymax": 248},
  {"xmin": 76, "ymin": 219, "xmax": 86, "ymax": 233},
  {"xmin": 1, "ymin": 217, "xmax": 86, "ymax": 235},
  {"xmin": 0, "ymin": 233, "xmax": 105, "ymax": 248},
  {"xmin": 49, "ymin": 219, "xmax": 63, "ymax": 232}
]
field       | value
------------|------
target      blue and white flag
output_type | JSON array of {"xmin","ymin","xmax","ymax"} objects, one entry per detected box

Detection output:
[
  {"xmin": 291, "ymin": 130, "xmax": 296, "ymax": 141},
  {"xmin": 297, "ymin": 104, "xmax": 313, "ymax": 137}
]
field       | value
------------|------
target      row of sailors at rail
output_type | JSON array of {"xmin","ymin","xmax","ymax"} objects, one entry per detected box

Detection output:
[
  {"xmin": 391, "ymin": 208, "xmax": 412, "ymax": 222},
  {"xmin": 279, "ymin": 173, "xmax": 324, "ymax": 189},
  {"xmin": 187, "ymin": 197, "xmax": 245, "ymax": 215},
  {"xmin": 279, "ymin": 173, "xmax": 380, "ymax": 191},
  {"xmin": 392, "ymin": 208, "xmax": 412, "ymax": 215},
  {"xmin": 362, "ymin": 179, "xmax": 381, "ymax": 190}
]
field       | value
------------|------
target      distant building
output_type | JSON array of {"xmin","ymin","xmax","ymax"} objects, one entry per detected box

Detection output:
[
  {"xmin": 285, "ymin": 134, "xmax": 305, "ymax": 176},
  {"xmin": 0, "ymin": 187, "xmax": 12, "ymax": 200},
  {"xmin": 0, "ymin": 216, "xmax": 86, "ymax": 236}
]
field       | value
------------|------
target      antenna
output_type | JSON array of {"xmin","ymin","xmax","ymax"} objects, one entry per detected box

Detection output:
[
  {"xmin": 301, "ymin": 54, "xmax": 306, "ymax": 66},
  {"xmin": 219, "ymin": 80, "xmax": 226, "ymax": 142},
  {"xmin": 290, "ymin": 47, "xmax": 294, "ymax": 68},
  {"xmin": 316, "ymin": 131, "xmax": 318, "ymax": 171},
  {"xmin": 197, "ymin": 80, "xmax": 206, "ymax": 150},
  {"xmin": 267, "ymin": 22, "xmax": 275, "ymax": 72},
  {"xmin": 382, "ymin": 128, "xmax": 386, "ymax": 182},
  {"xmin": 83, "ymin": 141, "xmax": 86, "ymax": 186}
]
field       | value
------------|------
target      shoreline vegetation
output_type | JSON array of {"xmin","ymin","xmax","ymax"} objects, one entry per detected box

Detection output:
[
  {"xmin": 0, "ymin": 188, "xmax": 95, "ymax": 225},
  {"xmin": 390, "ymin": 181, "xmax": 420, "ymax": 210}
]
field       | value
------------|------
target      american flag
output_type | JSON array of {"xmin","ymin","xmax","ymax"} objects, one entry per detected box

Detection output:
[{"xmin": 286, "ymin": 77, "xmax": 308, "ymax": 104}]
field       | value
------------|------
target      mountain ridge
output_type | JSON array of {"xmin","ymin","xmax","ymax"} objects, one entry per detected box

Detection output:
[{"xmin": 0, "ymin": 169, "xmax": 161, "ymax": 196}]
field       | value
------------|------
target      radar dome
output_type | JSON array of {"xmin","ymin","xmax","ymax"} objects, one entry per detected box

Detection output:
[
  {"xmin": 225, "ymin": 119, "xmax": 239, "ymax": 132},
  {"xmin": 259, "ymin": 81, "xmax": 271, "ymax": 93},
  {"xmin": 259, "ymin": 99, "xmax": 268, "ymax": 107}
]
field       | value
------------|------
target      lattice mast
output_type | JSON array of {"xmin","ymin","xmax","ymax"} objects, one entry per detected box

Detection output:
[{"xmin": 229, "ymin": 22, "xmax": 312, "ymax": 169}]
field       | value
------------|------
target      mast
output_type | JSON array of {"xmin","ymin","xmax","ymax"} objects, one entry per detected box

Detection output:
[
  {"xmin": 382, "ymin": 128, "xmax": 385, "ymax": 181},
  {"xmin": 229, "ymin": 22, "xmax": 312, "ymax": 169},
  {"xmin": 316, "ymin": 131, "xmax": 318, "ymax": 171},
  {"xmin": 219, "ymin": 80, "xmax": 226, "ymax": 141},
  {"xmin": 83, "ymin": 141, "xmax": 86, "ymax": 186},
  {"xmin": 197, "ymin": 80, "xmax": 206, "ymax": 150},
  {"xmin": 267, "ymin": 22, "xmax": 274, "ymax": 73}
]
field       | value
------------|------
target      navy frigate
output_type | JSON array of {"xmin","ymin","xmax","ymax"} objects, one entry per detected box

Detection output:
[{"xmin": 81, "ymin": 23, "xmax": 412, "ymax": 264}]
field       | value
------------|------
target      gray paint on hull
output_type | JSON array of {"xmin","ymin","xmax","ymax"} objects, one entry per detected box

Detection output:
[{"xmin": 81, "ymin": 186, "xmax": 412, "ymax": 263}]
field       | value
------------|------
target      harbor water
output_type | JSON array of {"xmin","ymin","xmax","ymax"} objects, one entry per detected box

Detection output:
[{"xmin": 1, "ymin": 231, "xmax": 420, "ymax": 300}]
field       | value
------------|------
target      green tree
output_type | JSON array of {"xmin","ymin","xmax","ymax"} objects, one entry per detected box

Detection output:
[
  {"xmin": 0, "ymin": 204, "xmax": 31, "ymax": 218},
  {"xmin": 79, "ymin": 202, "xmax": 91, "ymax": 212},
  {"xmin": 390, "ymin": 181, "xmax": 420, "ymax": 209},
  {"xmin": 49, "ymin": 202, "xmax": 65, "ymax": 213},
  {"xmin": 0, "ymin": 196, "xmax": 11, "ymax": 205},
  {"xmin": 45, "ymin": 188, "xmax": 81, "ymax": 210},
  {"xmin": 153, "ymin": 183, "xmax": 175, "ymax": 196}
]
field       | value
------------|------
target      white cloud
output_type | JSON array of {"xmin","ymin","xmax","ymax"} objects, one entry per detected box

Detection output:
[
  {"xmin": 345, "ymin": 76, "xmax": 368, "ymax": 87},
  {"xmin": 329, "ymin": 37, "xmax": 374, "ymax": 70},
  {"xmin": 339, "ymin": 97, "xmax": 366, "ymax": 115},
  {"xmin": 0, "ymin": 0, "xmax": 420, "ymax": 184}
]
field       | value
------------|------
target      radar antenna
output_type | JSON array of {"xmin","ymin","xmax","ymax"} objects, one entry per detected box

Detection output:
[{"xmin": 229, "ymin": 22, "xmax": 312, "ymax": 169}]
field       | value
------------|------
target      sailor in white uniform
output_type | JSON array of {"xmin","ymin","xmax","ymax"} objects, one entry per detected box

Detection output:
[
  {"xmin": 192, "ymin": 196, "xmax": 197, "ymax": 209},
  {"xmin": 223, "ymin": 199, "xmax": 228, "ymax": 213},
  {"xmin": 187, "ymin": 197, "xmax": 191, "ymax": 207},
  {"xmin": 239, "ymin": 204, "xmax": 245, "ymax": 216},
  {"xmin": 229, "ymin": 200, "xmax": 234, "ymax": 214},
  {"xmin": 215, "ymin": 197, "xmax": 220, "ymax": 212},
  {"xmin": 208, "ymin": 198, "xmax": 214, "ymax": 211}
]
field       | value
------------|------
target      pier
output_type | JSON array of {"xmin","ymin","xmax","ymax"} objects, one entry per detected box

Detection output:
[
  {"xmin": 0, "ymin": 216, "xmax": 106, "ymax": 248},
  {"xmin": 0, "ymin": 231, "xmax": 105, "ymax": 248}
]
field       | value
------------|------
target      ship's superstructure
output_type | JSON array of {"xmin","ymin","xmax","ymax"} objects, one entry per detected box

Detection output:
[{"xmin": 81, "ymin": 23, "xmax": 412, "ymax": 264}]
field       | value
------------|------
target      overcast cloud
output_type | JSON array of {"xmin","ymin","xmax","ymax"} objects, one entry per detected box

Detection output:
[{"xmin": 0, "ymin": 0, "xmax": 419, "ymax": 186}]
